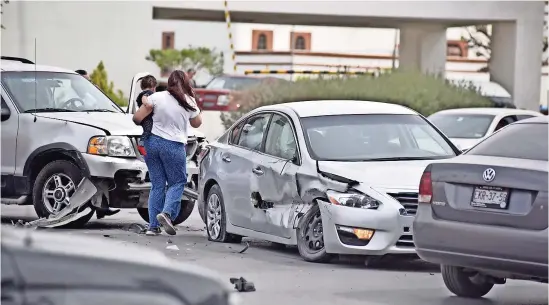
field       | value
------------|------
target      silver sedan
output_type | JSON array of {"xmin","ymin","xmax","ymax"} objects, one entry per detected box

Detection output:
[{"xmin": 197, "ymin": 100, "xmax": 461, "ymax": 263}]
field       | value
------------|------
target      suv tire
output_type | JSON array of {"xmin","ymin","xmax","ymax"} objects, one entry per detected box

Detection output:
[
  {"xmin": 137, "ymin": 199, "xmax": 195, "ymax": 226},
  {"xmin": 32, "ymin": 160, "xmax": 94, "ymax": 228}
]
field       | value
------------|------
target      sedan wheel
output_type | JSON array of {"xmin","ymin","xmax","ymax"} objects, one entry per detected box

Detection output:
[
  {"xmin": 296, "ymin": 204, "xmax": 333, "ymax": 263},
  {"xmin": 205, "ymin": 184, "xmax": 242, "ymax": 243}
]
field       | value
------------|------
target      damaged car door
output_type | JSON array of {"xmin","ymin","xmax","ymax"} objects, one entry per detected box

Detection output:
[
  {"xmin": 248, "ymin": 113, "xmax": 301, "ymax": 238},
  {"xmin": 224, "ymin": 113, "xmax": 272, "ymax": 229}
]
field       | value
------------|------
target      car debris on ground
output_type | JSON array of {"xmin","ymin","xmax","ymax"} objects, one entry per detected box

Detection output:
[{"xmin": 230, "ymin": 277, "xmax": 256, "ymax": 292}]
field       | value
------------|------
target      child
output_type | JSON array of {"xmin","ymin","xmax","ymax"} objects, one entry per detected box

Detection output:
[{"xmin": 135, "ymin": 75, "xmax": 157, "ymax": 139}]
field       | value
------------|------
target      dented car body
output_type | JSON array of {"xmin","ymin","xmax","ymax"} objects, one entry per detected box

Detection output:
[{"xmin": 198, "ymin": 100, "xmax": 461, "ymax": 262}]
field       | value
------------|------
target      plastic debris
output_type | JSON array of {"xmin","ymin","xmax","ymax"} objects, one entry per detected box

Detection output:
[
  {"xmin": 125, "ymin": 223, "xmax": 147, "ymax": 234},
  {"xmin": 230, "ymin": 277, "xmax": 256, "ymax": 292},
  {"xmin": 167, "ymin": 238, "xmax": 173, "ymax": 244},
  {"xmin": 238, "ymin": 242, "xmax": 250, "ymax": 254},
  {"xmin": 166, "ymin": 245, "xmax": 180, "ymax": 251}
]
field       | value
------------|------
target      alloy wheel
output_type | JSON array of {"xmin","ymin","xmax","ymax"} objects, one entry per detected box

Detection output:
[
  {"xmin": 41, "ymin": 173, "xmax": 76, "ymax": 215},
  {"xmin": 206, "ymin": 194, "xmax": 222, "ymax": 239}
]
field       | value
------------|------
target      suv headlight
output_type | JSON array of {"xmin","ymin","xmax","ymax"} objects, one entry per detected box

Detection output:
[
  {"xmin": 87, "ymin": 136, "xmax": 136, "ymax": 157},
  {"xmin": 326, "ymin": 190, "xmax": 380, "ymax": 209},
  {"xmin": 217, "ymin": 95, "xmax": 229, "ymax": 106}
]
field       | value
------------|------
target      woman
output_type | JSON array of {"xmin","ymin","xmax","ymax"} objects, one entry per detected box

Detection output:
[{"xmin": 133, "ymin": 70, "xmax": 202, "ymax": 236}]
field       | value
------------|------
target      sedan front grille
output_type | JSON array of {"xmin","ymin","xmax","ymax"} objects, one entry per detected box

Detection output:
[
  {"xmin": 388, "ymin": 192, "xmax": 419, "ymax": 216},
  {"xmin": 396, "ymin": 234, "xmax": 414, "ymax": 248}
]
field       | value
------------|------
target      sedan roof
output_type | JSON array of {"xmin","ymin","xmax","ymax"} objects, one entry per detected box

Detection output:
[
  {"xmin": 514, "ymin": 116, "xmax": 548, "ymax": 124},
  {"xmin": 259, "ymin": 100, "xmax": 417, "ymax": 117},
  {"xmin": 430, "ymin": 107, "xmax": 542, "ymax": 117}
]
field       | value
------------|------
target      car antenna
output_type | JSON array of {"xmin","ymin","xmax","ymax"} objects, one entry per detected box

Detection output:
[{"xmin": 33, "ymin": 37, "xmax": 37, "ymax": 122}]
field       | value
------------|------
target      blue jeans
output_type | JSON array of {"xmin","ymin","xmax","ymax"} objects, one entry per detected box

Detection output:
[{"xmin": 144, "ymin": 134, "xmax": 187, "ymax": 229}]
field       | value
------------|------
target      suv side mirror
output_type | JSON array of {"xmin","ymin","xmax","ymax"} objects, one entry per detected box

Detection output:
[{"xmin": 1, "ymin": 107, "xmax": 10, "ymax": 121}]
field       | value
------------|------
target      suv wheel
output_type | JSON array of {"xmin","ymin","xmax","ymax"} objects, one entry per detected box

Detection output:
[
  {"xmin": 137, "ymin": 199, "xmax": 195, "ymax": 226},
  {"xmin": 441, "ymin": 265, "xmax": 494, "ymax": 298},
  {"xmin": 32, "ymin": 160, "xmax": 94, "ymax": 228}
]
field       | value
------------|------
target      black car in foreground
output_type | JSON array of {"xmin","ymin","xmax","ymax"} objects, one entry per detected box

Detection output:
[{"xmin": 1, "ymin": 226, "xmax": 236, "ymax": 305}]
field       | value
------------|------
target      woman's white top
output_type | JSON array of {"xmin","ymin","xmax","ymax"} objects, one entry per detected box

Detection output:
[{"xmin": 148, "ymin": 91, "xmax": 200, "ymax": 144}]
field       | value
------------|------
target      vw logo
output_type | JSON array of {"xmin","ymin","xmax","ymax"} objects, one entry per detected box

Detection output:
[{"xmin": 482, "ymin": 168, "xmax": 496, "ymax": 182}]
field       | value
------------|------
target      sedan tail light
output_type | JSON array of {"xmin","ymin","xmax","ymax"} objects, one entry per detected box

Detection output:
[
  {"xmin": 418, "ymin": 170, "xmax": 433, "ymax": 204},
  {"xmin": 137, "ymin": 145, "xmax": 147, "ymax": 156}
]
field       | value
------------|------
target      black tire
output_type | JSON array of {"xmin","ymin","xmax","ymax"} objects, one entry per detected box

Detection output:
[
  {"xmin": 137, "ymin": 199, "xmax": 195, "ymax": 226},
  {"xmin": 296, "ymin": 204, "xmax": 333, "ymax": 263},
  {"xmin": 205, "ymin": 184, "xmax": 242, "ymax": 243},
  {"xmin": 441, "ymin": 265, "xmax": 494, "ymax": 298},
  {"xmin": 198, "ymin": 198, "xmax": 206, "ymax": 224},
  {"xmin": 32, "ymin": 160, "xmax": 94, "ymax": 228}
]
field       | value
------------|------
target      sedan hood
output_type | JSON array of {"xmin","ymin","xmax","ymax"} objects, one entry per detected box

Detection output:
[
  {"xmin": 449, "ymin": 138, "xmax": 481, "ymax": 150},
  {"xmin": 37, "ymin": 112, "xmax": 143, "ymax": 136},
  {"xmin": 318, "ymin": 159, "xmax": 440, "ymax": 192}
]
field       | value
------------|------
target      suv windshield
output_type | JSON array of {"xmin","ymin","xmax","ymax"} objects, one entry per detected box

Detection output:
[
  {"xmin": 302, "ymin": 114, "xmax": 457, "ymax": 161},
  {"xmin": 428, "ymin": 113, "xmax": 494, "ymax": 139},
  {"xmin": 1, "ymin": 72, "xmax": 123, "ymax": 113},
  {"xmin": 205, "ymin": 76, "xmax": 262, "ymax": 91}
]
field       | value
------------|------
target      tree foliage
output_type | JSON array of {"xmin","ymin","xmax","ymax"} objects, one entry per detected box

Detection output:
[
  {"xmin": 146, "ymin": 46, "xmax": 224, "ymax": 76},
  {"xmin": 463, "ymin": 24, "xmax": 548, "ymax": 70},
  {"xmin": 90, "ymin": 61, "xmax": 127, "ymax": 107},
  {"xmin": 220, "ymin": 70, "xmax": 491, "ymax": 130},
  {"xmin": 1, "ymin": 0, "xmax": 10, "ymax": 30}
]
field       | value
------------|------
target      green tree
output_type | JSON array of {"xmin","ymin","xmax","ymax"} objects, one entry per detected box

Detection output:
[
  {"xmin": 1, "ymin": 0, "xmax": 10, "ymax": 30},
  {"xmin": 146, "ymin": 46, "xmax": 224, "ymax": 76},
  {"xmin": 463, "ymin": 24, "xmax": 548, "ymax": 71},
  {"xmin": 90, "ymin": 61, "xmax": 127, "ymax": 107}
]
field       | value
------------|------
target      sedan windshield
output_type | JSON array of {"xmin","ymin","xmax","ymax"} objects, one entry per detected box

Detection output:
[
  {"xmin": 206, "ymin": 76, "xmax": 262, "ymax": 91},
  {"xmin": 428, "ymin": 113, "xmax": 494, "ymax": 139},
  {"xmin": 1, "ymin": 72, "xmax": 123, "ymax": 113},
  {"xmin": 301, "ymin": 114, "xmax": 457, "ymax": 161}
]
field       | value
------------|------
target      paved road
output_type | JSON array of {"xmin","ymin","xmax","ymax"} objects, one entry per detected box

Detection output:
[{"xmin": 2, "ymin": 205, "xmax": 547, "ymax": 305}]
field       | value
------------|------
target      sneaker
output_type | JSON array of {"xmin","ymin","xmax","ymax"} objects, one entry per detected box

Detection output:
[
  {"xmin": 156, "ymin": 213, "xmax": 176, "ymax": 235},
  {"xmin": 145, "ymin": 227, "xmax": 161, "ymax": 236}
]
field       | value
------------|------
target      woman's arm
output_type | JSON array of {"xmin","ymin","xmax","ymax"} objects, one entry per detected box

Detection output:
[
  {"xmin": 189, "ymin": 112, "xmax": 202, "ymax": 128},
  {"xmin": 133, "ymin": 103, "xmax": 152, "ymax": 125}
]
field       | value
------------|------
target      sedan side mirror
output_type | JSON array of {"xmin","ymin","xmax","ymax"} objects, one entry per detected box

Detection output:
[{"xmin": 1, "ymin": 107, "xmax": 11, "ymax": 121}]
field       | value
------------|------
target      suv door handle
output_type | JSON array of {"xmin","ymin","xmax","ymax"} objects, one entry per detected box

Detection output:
[
  {"xmin": 252, "ymin": 166, "xmax": 264, "ymax": 176},
  {"xmin": 222, "ymin": 155, "xmax": 231, "ymax": 163}
]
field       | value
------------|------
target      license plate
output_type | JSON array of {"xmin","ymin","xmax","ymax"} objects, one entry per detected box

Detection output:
[{"xmin": 471, "ymin": 186, "xmax": 510, "ymax": 209}]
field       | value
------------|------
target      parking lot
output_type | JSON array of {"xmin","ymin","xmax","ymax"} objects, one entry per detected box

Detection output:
[{"xmin": 2, "ymin": 205, "xmax": 547, "ymax": 305}]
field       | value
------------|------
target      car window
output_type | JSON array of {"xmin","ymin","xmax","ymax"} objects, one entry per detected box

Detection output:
[
  {"xmin": 264, "ymin": 114, "xmax": 298, "ymax": 160},
  {"xmin": 302, "ymin": 114, "xmax": 456, "ymax": 161},
  {"xmin": 494, "ymin": 115, "xmax": 517, "ymax": 132},
  {"xmin": 24, "ymin": 288, "xmax": 185, "ymax": 305},
  {"xmin": 1, "ymin": 71, "xmax": 121, "ymax": 113},
  {"xmin": 229, "ymin": 120, "xmax": 245, "ymax": 144},
  {"xmin": 237, "ymin": 113, "xmax": 271, "ymax": 151},
  {"xmin": 206, "ymin": 76, "xmax": 262, "ymax": 90},
  {"xmin": 466, "ymin": 123, "xmax": 548, "ymax": 161},
  {"xmin": 428, "ymin": 113, "xmax": 495, "ymax": 139},
  {"xmin": 409, "ymin": 125, "xmax": 449, "ymax": 155},
  {"xmin": 516, "ymin": 115, "xmax": 535, "ymax": 121}
]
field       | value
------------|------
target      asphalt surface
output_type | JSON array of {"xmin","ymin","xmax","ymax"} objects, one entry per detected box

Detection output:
[{"xmin": 2, "ymin": 205, "xmax": 547, "ymax": 305}]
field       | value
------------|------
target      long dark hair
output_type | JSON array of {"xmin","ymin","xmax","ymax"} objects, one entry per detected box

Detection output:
[{"xmin": 167, "ymin": 70, "xmax": 197, "ymax": 112}]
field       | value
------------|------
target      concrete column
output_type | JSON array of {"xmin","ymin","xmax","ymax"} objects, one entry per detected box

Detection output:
[
  {"xmin": 399, "ymin": 23, "xmax": 447, "ymax": 76},
  {"xmin": 490, "ymin": 20, "xmax": 543, "ymax": 110}
]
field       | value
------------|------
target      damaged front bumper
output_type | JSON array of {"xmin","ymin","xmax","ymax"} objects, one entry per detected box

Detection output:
[
  {"xmin": 83, "ymin": 153, "xmax": 199, "ymax": 209},
  {"xmin": 317, "ymin": 199, "xmax": 415, "ymax": 256}
]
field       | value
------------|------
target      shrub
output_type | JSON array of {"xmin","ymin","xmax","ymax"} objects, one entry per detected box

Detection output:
[
  {"xmin": 220, "ymin": 70, "xmax": 491, "ymax": 130},
  {"xmin": 90, "ymin": 61, "xmax": 128, "ymax": 107}
]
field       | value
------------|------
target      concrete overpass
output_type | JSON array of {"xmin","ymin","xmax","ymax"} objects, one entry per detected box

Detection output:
[{"xmin": 152, "ymin": 1, "xmax": 545, "ymax": 110}]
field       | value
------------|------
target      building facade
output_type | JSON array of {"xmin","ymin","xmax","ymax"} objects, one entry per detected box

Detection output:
[{"xmin": 2, "ymin": 1, "xmax": 547, "ymax": 107}]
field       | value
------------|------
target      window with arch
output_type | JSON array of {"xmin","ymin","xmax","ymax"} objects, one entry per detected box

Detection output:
[
  {"xmin": 290, "ymin": 32, "xmax": 311, "ymax": 51},
  {"xmin": 252, "ymin": 30, "xmax": 273, "ymax": 51},
  {"xmin": 257, "ymin": 34, "xmax": 267, "ymax": 50},
  {"xmin": 294, "ymin": 36, "xmax": 306, "ymax": 50}
]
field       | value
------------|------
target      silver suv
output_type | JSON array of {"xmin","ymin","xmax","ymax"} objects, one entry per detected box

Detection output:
[{"xmin": 0, "ymin": 57, "xmax": 200, "ymax": 227}]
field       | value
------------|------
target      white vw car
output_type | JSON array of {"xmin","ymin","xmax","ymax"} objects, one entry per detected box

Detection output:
[{"xmin": 197, "ymin": 100, "xmax": 461, "ymax": 263}]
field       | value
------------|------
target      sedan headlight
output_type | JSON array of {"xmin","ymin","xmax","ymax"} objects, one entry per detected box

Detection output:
[
  {"xmin": 87, "ymin": 136, "xmax": 136, "ymax": 157},
  {"xmin": 326, "ymin": 190, "xmax": 380, "ymax": 209},
  {"xmin": 217, "ymin": 95, "xmax": 229, "ymax": 106}
]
